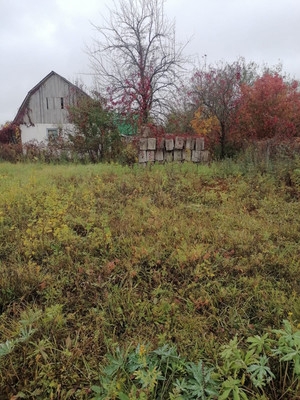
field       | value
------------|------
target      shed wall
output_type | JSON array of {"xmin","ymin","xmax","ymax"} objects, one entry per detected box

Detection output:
[
  {"xmin": 21, "ymin": 123, "xmax": 75, "ymax": 144},
  {"xmin": 23, "ymin": 74, "xmax": 77, "ymax": 125}
]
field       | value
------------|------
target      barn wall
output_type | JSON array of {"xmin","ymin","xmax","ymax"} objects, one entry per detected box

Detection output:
[{"xmin": 23, "ymin": 74, "xmax": 77, "ymax": 125}]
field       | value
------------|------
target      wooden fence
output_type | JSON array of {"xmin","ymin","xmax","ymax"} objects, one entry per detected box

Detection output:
[{"xmin": 138, "ymin": 136, "xmax": 209, "ymax": 164}]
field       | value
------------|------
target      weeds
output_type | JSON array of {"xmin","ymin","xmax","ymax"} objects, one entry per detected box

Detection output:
[{"xmin": 0, "ymin": 159, "xmax": 299, "ymax": 397}]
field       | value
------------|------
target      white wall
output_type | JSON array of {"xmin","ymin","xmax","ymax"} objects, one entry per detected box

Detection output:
[{"xmin": 20, "ymin": 123, "xmax": 75, "ymax": 144}]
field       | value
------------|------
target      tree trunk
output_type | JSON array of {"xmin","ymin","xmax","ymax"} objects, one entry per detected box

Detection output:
[{"xmin": 220, "ymin": 124, "xmax": 226, "ymax": 159}]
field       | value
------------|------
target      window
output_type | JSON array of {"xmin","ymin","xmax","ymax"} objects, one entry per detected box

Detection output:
[
  {"xmin": 46, "ymin": 97, "xmax": 65, "ymax": 109},
  {"xmin": 47, "ymin": 128, "xmax": 58, "ymax": 141},
  {"xmin": 46, "ymin": 97, "xmax": 55, "ymax": 110}
]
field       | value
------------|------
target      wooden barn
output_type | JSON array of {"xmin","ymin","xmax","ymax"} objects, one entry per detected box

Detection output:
[{"xmin": 13, "ymin": 71, "xmax": 88, "ymax": 144}]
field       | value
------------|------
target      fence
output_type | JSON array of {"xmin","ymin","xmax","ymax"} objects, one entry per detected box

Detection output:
[{"xmin": 138, "ymin": 136, "xmax": 209, "ymax": 164}]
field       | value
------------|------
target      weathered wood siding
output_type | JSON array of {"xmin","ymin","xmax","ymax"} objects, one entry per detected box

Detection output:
[{"xmin": 23, "ymin": 74, "xmax": 76, "ymax": 125}]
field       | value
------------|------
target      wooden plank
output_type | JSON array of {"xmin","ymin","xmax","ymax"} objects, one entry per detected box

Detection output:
[
  {"xmin": 174, "ymin": 150, "xmax": 182, "ymax": 161},
  {"xmin": 195, "ymin": 138, "xmax": 205, "ymax": 151},
  {"xmin": 165, "ymin": 139, "xmax": 174, "ymax": 151},
  {"xmin": 185, "ymin": 137, "xmax": 194, "ymax": 150},
  {"xmin": 147, "ymin": 151, "xmax": 155, "ymax": 162},
  {"xmin": 175, "ymin": 137, "xmax": 184, "ymax": 149},
  {"xmin": 155, "ymin": 150, "xmax": 164, "ymax": 161},
  {"xmin": 192, "ymin": 150, "xmax": 201, "ymax": 162},
  {"xmin": 139, "ymin": 138, "xmax": 148, "ymax": 150},
  {"xmin": 147, "ymin": 138, "xmax": 156, "ymax": 150}
]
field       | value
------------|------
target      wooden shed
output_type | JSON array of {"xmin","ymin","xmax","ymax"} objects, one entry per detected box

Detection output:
[{"xmin": 13, "ymin": 71, "xmax": 88, "ymax": 144}]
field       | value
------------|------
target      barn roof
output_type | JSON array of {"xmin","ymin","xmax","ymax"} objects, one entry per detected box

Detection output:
[{"xmin": 13, "ymin": 71, "xmax": 88, "ymax": 125}]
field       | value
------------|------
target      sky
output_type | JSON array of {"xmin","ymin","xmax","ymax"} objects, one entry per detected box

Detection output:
[{"xmin": 1, "ymin": 0, "xmax": 300, "ymax": 125}]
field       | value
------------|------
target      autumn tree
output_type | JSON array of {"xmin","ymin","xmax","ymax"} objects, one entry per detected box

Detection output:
[
  {"xmin": 189, "ymin": 58, "xmax": 258, "ymax": 158},
  {"xmin": 88, "ymin": 0, "xmax": 188, "ymax": 125},
  {"xmin": 233, "ymin": 72, "xmax": 300, "ymax": 143}
]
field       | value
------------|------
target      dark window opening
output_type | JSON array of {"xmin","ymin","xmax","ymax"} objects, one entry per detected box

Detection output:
[
  {"xmin": 60, "ymin": 97, "xmax": 64, "ymax": 109},
  {"xmin": 46, "ymin": 98, "xmax": 49, "ymax": 109},
  {"xmin": 47, "ymin": 128, "xmax": 58, "ymax": 142}
]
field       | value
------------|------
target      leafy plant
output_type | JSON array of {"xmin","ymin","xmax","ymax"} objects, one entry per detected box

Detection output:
[
  {"xmin": 247, "ymin": 355, "xmax": 275, "ymax": 388},
  {"xmin": 184, "ymin": 360, "xmax": 219, "ymax": 399},
  {"xmin": 271, "ymin": 319, "xmax": 300, "ymax": 396},
  {"xmin": 91, "ymin": 344, "xmax": 220, "ymax": 399}
]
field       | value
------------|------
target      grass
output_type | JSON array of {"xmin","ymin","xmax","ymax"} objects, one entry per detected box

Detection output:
[{"xmin": 0, "ymin": 158, "xmax": 300, "ymax": 398}]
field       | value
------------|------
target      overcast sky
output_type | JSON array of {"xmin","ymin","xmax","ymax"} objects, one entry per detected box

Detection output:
[{"xmin": 1, "ymin": 0, "xmax": 300, "ymax": 125}]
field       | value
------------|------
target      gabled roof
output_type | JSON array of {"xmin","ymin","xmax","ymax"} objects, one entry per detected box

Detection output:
[{"xmin": 13, "ymin": 71, "xmax": 88, "ymax": 124}]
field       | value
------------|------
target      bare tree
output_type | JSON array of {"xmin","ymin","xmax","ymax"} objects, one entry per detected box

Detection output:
[{"xmin": 88, "ymin": 0, "xmax": 188, "ymax": 124}]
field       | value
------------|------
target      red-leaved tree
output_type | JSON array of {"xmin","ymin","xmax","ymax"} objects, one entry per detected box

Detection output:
[
  {"xmin": 233, "ymin": 72, "xmax": 300, "ymax": 143},
  {"xmin": 0, "ymin": 123, "xmax": 21, "ymax": 144}
]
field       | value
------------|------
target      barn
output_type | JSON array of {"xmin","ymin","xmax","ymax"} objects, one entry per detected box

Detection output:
[{"xmin": 13, "ymin": 71, "xmax": 88, "ymax": 144}]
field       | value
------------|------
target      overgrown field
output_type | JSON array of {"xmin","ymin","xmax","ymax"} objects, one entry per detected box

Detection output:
[{"xmin": 0, "ymin": 159, "xmax": 300, "ymax": 399}]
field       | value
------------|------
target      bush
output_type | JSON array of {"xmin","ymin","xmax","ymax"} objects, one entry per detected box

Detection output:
[
  {"xmin": 118, "ymin": 141, "xmax": 139, "ymax": 166},
  {"xmin": 0, "ymin": 143, "xmax": 22, "ymax": 162}
]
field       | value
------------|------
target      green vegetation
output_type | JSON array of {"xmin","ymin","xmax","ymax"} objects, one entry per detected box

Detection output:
[{"xmin": 0, "ymin": 159, "xmax": 300, "ymax": 399}]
